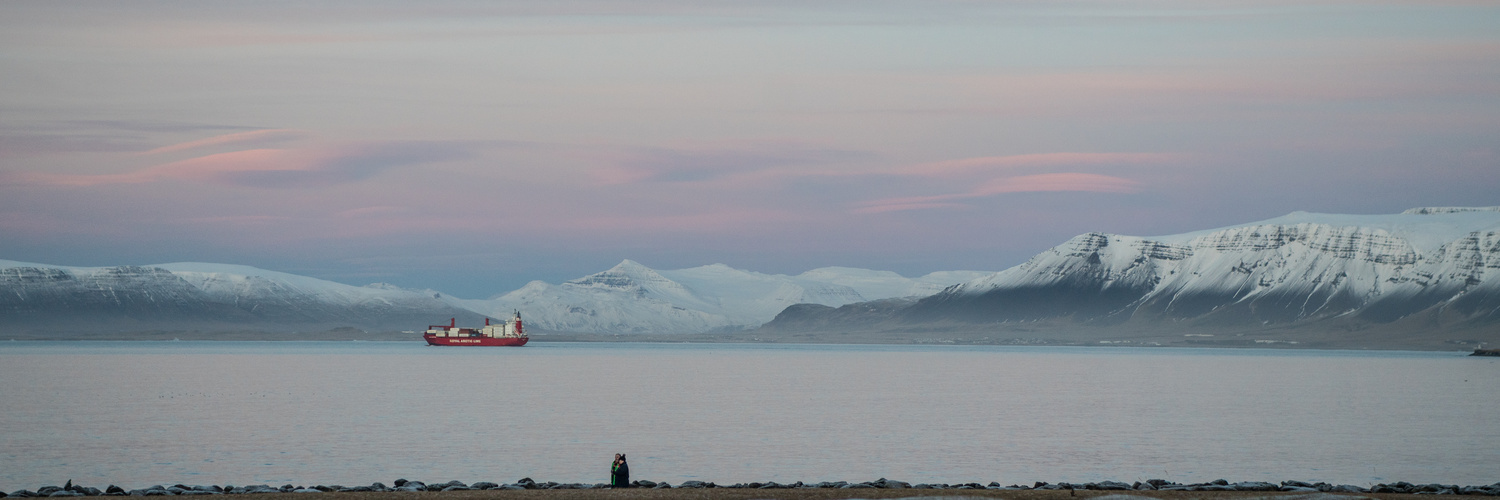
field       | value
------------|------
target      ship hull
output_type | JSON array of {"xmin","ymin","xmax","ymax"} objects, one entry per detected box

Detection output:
[{"xmin": 423, "ymin": 335, "xmax": 528, "ymax": 346}]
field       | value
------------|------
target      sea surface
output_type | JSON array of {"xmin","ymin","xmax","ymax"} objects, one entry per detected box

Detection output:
[{"xmin": 1, "ymin": 341, "xmax": 1496, "ymax": 490}]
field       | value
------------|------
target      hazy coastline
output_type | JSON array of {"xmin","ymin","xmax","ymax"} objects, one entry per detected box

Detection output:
[{"xmin": 5, "ymin": 328, "xmax": 1489, "ymax": 352}]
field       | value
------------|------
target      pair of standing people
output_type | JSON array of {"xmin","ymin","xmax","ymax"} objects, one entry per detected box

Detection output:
[{"xmin": 610, "ymin": 453, "xmax": 630, "ymax": 488}]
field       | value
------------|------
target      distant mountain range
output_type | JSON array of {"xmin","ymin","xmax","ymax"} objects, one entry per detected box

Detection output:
[
  {"xmin": 0, "ymin": 261, "xmax": 487, "ymax": 337},
  {"xmin": 0, "ymin": 258, "xmax": 988, "ymax": 337},
  {"xmin": 5, "ymin": 206, "xmax": 1498, "ymax": 349},
  {"xmin": 760, "ymin": 207, "xmax": 1500, "ymax": 350},
  {"xmin": 447, "ymin": 260, "xmax": 990, "ymax": 334}
]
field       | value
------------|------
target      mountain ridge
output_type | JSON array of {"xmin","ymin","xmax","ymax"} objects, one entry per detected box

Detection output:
[
  {"xmin": 0, "ymin": 258, "xmax": 991, "ymax": 337},
  {"xmin": 759, "ymin": 207, "xmax": 1500, "ymax": 350},
  {"xmin": 6, "ymin": 206, "xmax": 1498, "ymax": 349}
]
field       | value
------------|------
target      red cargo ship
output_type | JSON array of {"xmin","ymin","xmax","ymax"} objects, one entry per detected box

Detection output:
[{"xmin": 423, "ymin": 311, "xmax": 528, "ymax": 346}]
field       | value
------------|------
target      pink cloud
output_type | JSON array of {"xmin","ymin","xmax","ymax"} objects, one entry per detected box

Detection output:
[
  {"xmin": 335, "ymin": 206, "xmax": 411, "ymax": 219},
  {"xmin": 10, "ymin": 149, "xmax": 310, "ymax": 187},
  {"xmin": 140, "ymin": 129, "xmax": 307, "ymax": 155},
  {"xmin": 901, "ymin": 152, "xmax": 1186, "ymax": 177},
  {"xmin": 8, "ymin": 141, "xmax": 470, "ymax": 189},
  {"xmin": 591, "ymin": 141, "xmax": 872, "ymax": 185},
  {"xmin": 566, "ymin": 208, "xmax": 810, "ymax": 232},
  {"xmin": 853, "ymin": 173, "xmax": 1142, "ymax": 214},
  {"xmin": 183, "ymin": 215, "xmax": 292, "ymax": 225}
]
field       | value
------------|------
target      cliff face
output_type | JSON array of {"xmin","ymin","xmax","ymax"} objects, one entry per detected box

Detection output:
[
  {"xmin": 0, "ymin": 266, "xmax": 241, "ymax": 322},
  {"xmin": 910, "ymin": 223, "xmax": 1499, "ymax": 326},
  {"xmin": 766, "ymin": 208, "xmax": 1500, "ymax": 345}
]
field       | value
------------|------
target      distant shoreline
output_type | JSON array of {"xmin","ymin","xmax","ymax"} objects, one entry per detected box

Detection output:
[{"xmin": 1, "ymin": 331, "xmax": 1486, "ymax": 353}]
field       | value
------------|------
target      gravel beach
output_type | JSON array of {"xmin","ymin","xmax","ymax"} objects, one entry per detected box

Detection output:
[{"xmin": 150, "ymin": 489, "xmax": 1448, "ymax": 500}]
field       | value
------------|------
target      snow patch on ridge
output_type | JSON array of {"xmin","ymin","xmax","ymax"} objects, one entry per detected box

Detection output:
[
  {"xmin": 456, "ymin": 260, "xmax": 993, "ymax": 334},
  {"xmin": 942, "ymin": 208, "xmax": 1500, "ymax": 324}
]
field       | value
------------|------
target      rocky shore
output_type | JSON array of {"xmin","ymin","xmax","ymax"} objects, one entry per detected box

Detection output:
[{"xmin": 7, "ymin": 478, "xmax": 1500, "ymax": 497}]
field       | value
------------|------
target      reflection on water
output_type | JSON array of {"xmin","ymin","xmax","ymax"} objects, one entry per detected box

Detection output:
[{"xmin": 1, "ymin": 341, "xmax": 1496, "ymax": 488}]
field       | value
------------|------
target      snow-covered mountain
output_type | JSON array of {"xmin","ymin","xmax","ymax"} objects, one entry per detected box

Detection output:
[
  {"xmin": 765, "ymin": 207, "xmax": 1500, "ymax": 344},
  {"xmin": 0, "ymin": 258, "xmax": 991, "ymax": 336},
  {"xmin": 0, "ymin": 260, "xmax": 484, "ymax": 334},
  {"xmin": 450, "ymin": 260, "xmax": 991, "ymax": 334}
]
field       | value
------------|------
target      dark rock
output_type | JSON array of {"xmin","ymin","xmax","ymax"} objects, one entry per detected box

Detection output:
[
  {"xmin": 1093, "ymin": 481, "xmax": 1131, "ymax": 490},
  {"xmin": 1233, "ymin": 481, "xmax": 1279, "ymax": 491}
]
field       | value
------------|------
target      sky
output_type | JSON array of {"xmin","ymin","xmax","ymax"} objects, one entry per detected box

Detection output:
[{"xmin": 3, "ymin": 0, "xmax": 1498, "ymax": 298}]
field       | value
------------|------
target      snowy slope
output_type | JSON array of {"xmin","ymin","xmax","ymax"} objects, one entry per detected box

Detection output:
[
  {"xmin": 909, "ymin": 207, "xmax": 1500, "ymax": 326},
  {"xmin": 797, "ymin": 267, "xmax": 992, "ymax": 300},
  {"xmin": 454, "ymin": 260, "xmax": 993, "ymax": 334},
  {"xmin": 158, "ymin": 262, "xmax": 454, "ymax": 311},
  {"xmin": 0, "ymin": 261, "xmax": 480, "ymax": 332},
  {"xmin": 2, "ymin": 258, "xmax": 992, "ymax": 335}
]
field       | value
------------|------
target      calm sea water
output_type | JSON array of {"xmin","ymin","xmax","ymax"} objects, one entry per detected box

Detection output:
[{"xmin": 1, "ymin": 341, "xmax": 1496, "ymax": 490}]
